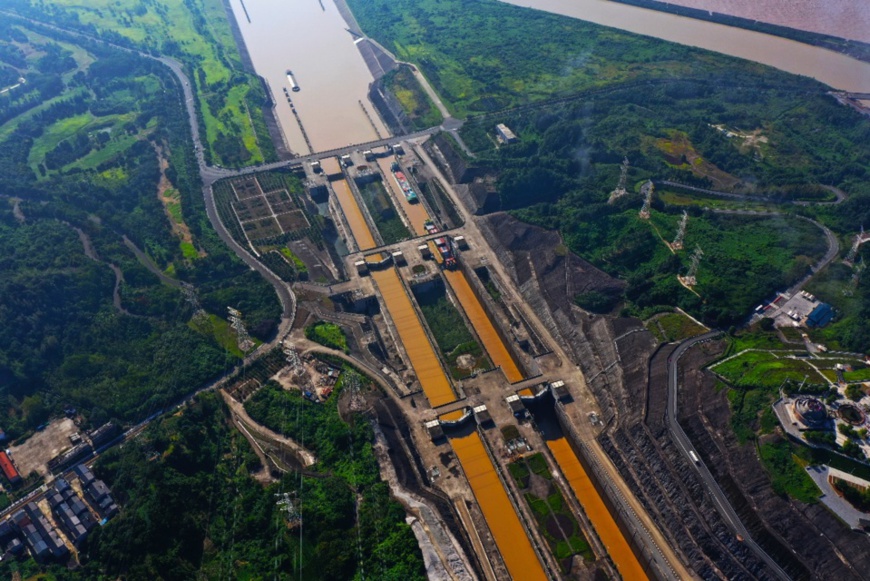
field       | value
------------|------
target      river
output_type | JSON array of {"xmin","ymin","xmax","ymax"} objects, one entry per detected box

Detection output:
[
  {"xmin": 226, "ymin": 0, "xmax": 387, "ymax": 154},
  {"xmin": 501, "ymin": 0, "xmax": 870, "ymax": 93}
]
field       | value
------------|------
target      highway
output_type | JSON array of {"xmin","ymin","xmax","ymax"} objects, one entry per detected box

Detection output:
[{"xmin": 666, "ymin": 331, "xmax": 791, "ymax": 581}]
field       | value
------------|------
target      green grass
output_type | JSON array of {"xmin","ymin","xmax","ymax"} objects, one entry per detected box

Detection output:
[
  {"xmin": 188, "ymin": 313, "xmax": 247, "ymax": 359},
  {"xmin": 650, "ymin": 313, "xmax": 707, "ymax": 341},
  {"xmin": 32, "ymin": 0, "xmax": 273, "ymax": 166},
  {"xmin": 725, "ymin": 330, "xmax": 790, "ymax": 355},
  {"xmin": 383, "ymin": 65, "xmax": 442, "ymax": 130},
  {"xmin": 758, "ymin": 438, "xmax": 820, "ymax": 503},
  {"xmin": 180, "ymin": 241, "xmax": 198, "ymax": 260},
  {"xmin": 713, "ymin": 350, "xmax": 826, "ymax": 390},
  {"xmin": 279, "ymin": 247, "xmax": 308, "ymax": 274},
  {"xmin": 304, "ymin": 321, "xmax": 349, "ymax": 353}
]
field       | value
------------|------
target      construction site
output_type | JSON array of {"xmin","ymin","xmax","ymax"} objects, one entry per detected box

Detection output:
[{"xmin": 208, "ymin": 138, "xmax": 688, "ymax": 580}]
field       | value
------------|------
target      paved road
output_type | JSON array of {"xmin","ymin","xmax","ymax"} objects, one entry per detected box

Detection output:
[
  {"xmin": 667, "ymin": 331, "xmax": 791, "ymax": 581},
  {"xmin": 658, "ymin": 181, "xmax": 847, "ymax": 206}
]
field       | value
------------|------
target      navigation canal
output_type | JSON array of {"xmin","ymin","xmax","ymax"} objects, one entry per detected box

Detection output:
[
  {"xmin": 226, "ymin": 0, "xmax": 387, "ymax": 154},
  {"xmin": 370, "ymin": 268, "xmax": 456, "ymax": 407},
  {"xmin": 501, "ymin": 0, "xmax": 870, "ymax": 93},
  {"xmin": 451, "ymin": 431, "xmax": 548, "ymax": 581},
  {"xmin": 548, "ymin": 438, "xmax": 648, "ymax": 580}
]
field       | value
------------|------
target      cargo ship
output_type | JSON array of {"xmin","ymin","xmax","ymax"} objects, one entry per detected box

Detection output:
[
  {"xmin": 390, "ymin": 161, "xmax": 418, "ymax": 202},
  {"xmin": 286, "ymin": 70, "xmax": 300, "ymax": 92},
  {"xmin": 434, "ymin": 236, "xmax": 457, "ymax": 269}
]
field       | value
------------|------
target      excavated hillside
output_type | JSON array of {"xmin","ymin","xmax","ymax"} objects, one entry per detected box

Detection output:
[{"xmin": 476, "ymin": 210, "xmax": 870, "ymax": 579}]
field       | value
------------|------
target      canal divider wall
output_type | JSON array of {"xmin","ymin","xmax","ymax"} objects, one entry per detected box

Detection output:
[{"xmin": 554, "ymin": 402, "xmax": 679, "ymax": 581}]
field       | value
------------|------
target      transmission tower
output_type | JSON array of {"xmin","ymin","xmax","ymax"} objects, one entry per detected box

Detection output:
[
  {"xmin": 639, "ymin": 180, "xmax": 654, "ymax": 219},
  {"xmin": 679, "ymin": 245, "xmax": 704, "ymax": 287},
  {"xmin": 228, "ymin": 307, "xmax": 255, "ymax": 353},
  {"xmin": 608, "ymin": 157, "xmax": 630, "ymax": 203},
  {"xmin": 275, "ymin": 492, "xmax": 302, "ymax": 528},
  {"xmin": 670, "ymin": 211, "xmax": 689, "ymax": 251},
  {"xmin": 283, "ymin": 342, "xmax": 304, "ymax": 376}
]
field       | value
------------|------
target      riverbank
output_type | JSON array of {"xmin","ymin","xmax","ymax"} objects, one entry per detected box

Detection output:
[{"xmin": 609, "ymin": 0, "xmax": 870, "ymax": 65}]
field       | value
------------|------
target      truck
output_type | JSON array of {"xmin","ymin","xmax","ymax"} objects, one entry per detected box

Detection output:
[{"xmin": 689, "ymin": 450, "xmax": 699, "ymax": 464}]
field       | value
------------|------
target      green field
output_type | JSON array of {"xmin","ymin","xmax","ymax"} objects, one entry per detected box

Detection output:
[
  {"xmin": 646, "ymin": 311, "xmax": 707, "ymax": 343},
  {"xmin": 712, "ymin": 350, "xmax": 827, "ymax": 390},
  {"xmin": 305, "ymin": 321, "xmax": 349, "ymax": 353},
  {"xmin": 411, "ymin": 280, "xmax": 491, "ymax": 378},
  {"xmin": 509, "ymin": 453, "xmax": 594, "ymax": 567},
  {"xmin": 383, "ymin": 65, "xmax": 442, "ymax": 130},
  {"xmin": 758, "ymin": 438, "xmax": 820, "ymax": 504},
  {"xmin": 16, "ymin": 0, "xmax": 276, "ymax": 166},
  {"xmin": 356, "ymin": 179, "xmax": 411, "ymax": 245}
]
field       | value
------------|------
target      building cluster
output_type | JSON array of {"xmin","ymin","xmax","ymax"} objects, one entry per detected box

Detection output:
[
  {"xmin": 0, "ymin": 464, "xmax": 118, "ymax": 563},
  {"xmin": 75, "ymin": 464, "xmax": 119, "ymax": 521}
]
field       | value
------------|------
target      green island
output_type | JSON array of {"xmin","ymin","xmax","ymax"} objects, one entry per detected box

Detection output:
[
  {"xmin": 508, "ymin": 451, "xmax": 594, "ymax": 567},
  {"xmin": 411, "ymin": 280, "xmax": 491, "ymax": 379}
]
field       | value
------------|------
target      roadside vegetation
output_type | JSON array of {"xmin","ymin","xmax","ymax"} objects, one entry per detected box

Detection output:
[
  {"xmin": 304, "ymin": 321, "xmax": 349, "ymax": 353},
  {"xmin": 9, "ymin": 0, "xmax": 277, "ymax": 166},
  {"xmin": 0, "ymin": 21, "xmax": 280, "ymax": 441},
  {"xmin": 645, "ymin": 311, "xmax": 707, "ymax": 343},
  {"xmin": 244, "ymin": 371, "xmax": 426, "ymax": 579}
]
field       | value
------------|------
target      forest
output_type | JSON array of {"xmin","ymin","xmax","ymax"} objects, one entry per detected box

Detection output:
[
  {"xmin": 348, "ymin": 0, "xmax": 870, "ymax": 345},
  {"xmin": 245, "ymin": 371, "xmax": 426, "ymax": 580},
  {"xmin": 0, "ymin": 21, "xmax": 280, "ymax": 439},
  {"xmin": 0, "ymin": 392, "xmax": 423, "ymax": 579}
]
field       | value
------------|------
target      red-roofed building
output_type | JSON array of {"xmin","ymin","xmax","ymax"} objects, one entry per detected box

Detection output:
[{"xmin": 0, "ymin": 451, "xmax": 21, "ymax": 484}]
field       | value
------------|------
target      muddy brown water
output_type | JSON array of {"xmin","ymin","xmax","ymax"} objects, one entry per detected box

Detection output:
[
  {"xmin": 227, "ymin": 0, "xmax": 387, "ymax": 153},
  {"xmin": 650, "ymin": 0, "xmax": 870, "ymax": 44},
  {"xmin": 501, "ymin": 0, "xmax": 870, "ymax": 93},
  {"xmin": 331, "ymin": 178, "xmax": 376, "ymax": 251},
  {"xmin": 548, "ymin": 437, "xmax": 649, "ymax": 580},
  {"xmin": 451, "ymin": 431, "xmax": 548, "ymax": 581},
  {"xmin": 370, "ymin": 268, "xmax": 457, "ymax": 407}
]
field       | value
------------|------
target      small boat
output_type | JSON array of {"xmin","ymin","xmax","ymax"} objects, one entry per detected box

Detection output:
[{"xmin": 286, "ymin": 69, "xmax": 300, "ymax": 92}]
